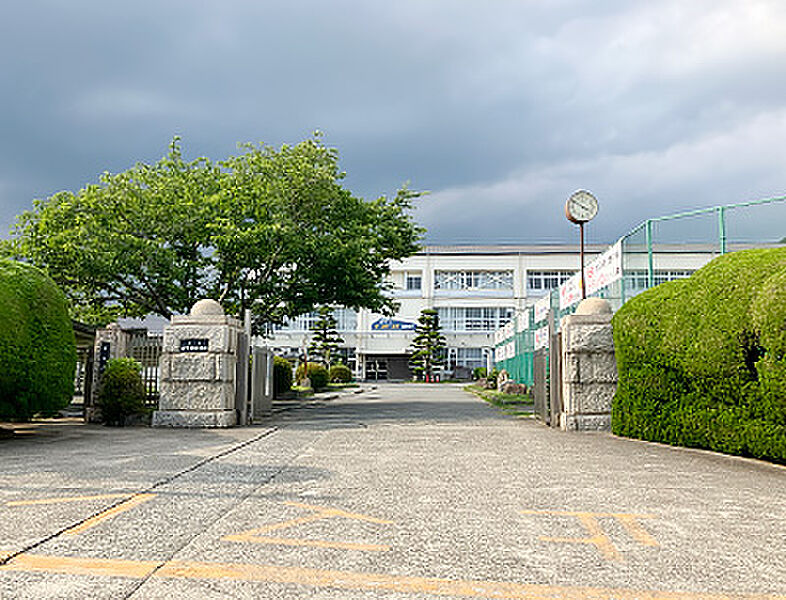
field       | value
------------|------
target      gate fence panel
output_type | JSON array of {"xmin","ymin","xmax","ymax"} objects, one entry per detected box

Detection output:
[{"xmin": 126, "ymin": 329, "xmax": 163, "ymax": 408}]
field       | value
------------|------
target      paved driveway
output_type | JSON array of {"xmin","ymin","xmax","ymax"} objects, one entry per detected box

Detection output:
[{"xmin": 1, "ymin": 383, "xmax": 784, "ymax": 599}]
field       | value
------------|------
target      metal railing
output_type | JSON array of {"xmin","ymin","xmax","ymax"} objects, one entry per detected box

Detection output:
[{"xmin": 494, "ymin": 195, "xmax": 786, "ymax": 385}]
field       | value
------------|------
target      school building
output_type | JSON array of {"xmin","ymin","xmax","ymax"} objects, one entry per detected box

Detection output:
[{"xmin": 266, "ymin": 244, "xmax": 716, "ymax": 380}]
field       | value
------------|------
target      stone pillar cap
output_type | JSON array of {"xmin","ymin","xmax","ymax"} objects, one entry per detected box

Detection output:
[
  {"xmin": 190, "ymin": 299, "xmax": 225, "ymax": 317},
  {"xmin": 574, "ymin": 297, "xmax": 612, "ymax": 315}
]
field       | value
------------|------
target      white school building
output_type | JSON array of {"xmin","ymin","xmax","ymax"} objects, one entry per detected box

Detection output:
[{"xmin": 266, "ymin": 244, "xmax": 717, "ymax": 380}]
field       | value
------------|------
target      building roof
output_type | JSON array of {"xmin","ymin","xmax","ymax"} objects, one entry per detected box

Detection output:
[
  {"xmin": 415, "ymin": 242, "xmax": 782, "ymax": 256},
  {"xmin": 417, "ymin": 244, "xmax": 606, "ymax": 255}
]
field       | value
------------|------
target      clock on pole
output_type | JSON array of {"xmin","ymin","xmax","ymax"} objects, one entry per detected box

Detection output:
[{"xmin": 565, "ymin": 190, "xmax": 599, "ymax": 299}]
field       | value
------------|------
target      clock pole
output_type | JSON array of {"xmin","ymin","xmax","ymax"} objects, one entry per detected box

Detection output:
[
  {"xmin": 565, "ymin": 190, "xmax": 599, "ymax": 302},
  {"xmin": 579, "ymin": 221, "xmax": 587, "ymax": 300}
]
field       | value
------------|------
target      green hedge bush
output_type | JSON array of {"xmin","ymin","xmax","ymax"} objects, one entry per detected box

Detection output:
[
  {"xmin": 296, "ymin": 362, "xmax": 329, "ymax": 390},
  {"xmin": 273, "ymin": 356, "xmax": 293, "ymax": 398},
  {"xmin": 0, "ymin": 259, "xmax": 77, "ymax": 420},
  {"xmin": 329, "ymin": 363, "xmax": 352, "ymax": 383},
  {"xmin": 96, "ymin": 358, "xmax": 146, "ymax": 426},
  {"xmin": 612, "ymin": 247, "xmax": 786, "ymax": 463}
]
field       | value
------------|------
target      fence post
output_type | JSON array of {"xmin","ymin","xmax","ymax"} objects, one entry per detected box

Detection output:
[
  {"xmin": 646, "ymin": 219, "xmax": 654, "ymax": 289},
  {"xmin": 718, "ymin": 206, "xmax": 727, "ymax": 254}
]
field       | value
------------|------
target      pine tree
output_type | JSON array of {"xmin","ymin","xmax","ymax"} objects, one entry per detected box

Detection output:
[
  {"xmin": 409, "ymin": 308, "xmax": 447, "ymax": 382},
  {"xmin": 308, "ymin": 306, "xmax": 344, "ymax": 368}
]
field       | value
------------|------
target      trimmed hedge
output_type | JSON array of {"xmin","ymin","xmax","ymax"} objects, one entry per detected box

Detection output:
[
  {"xmin": 296, "ymin": 362, "xmax": 329, "ymax": 390},
  {"xmin": 612, "ymin": 247, "xmax": 786, "ymax": 463},
  {"xmin": 273, "ymin": 356, "xmax": 293, "ymax": 398},
  {"xmin": 97, "ymin": 358, "xmax": 146, "ymax": 426},
  {"xmin": 329, "ymin": 363, "xmax": 352, "ymax": 383},
  {"xmin": 0, "ymin": 259, "xmax": 77, "ymax": 420}
]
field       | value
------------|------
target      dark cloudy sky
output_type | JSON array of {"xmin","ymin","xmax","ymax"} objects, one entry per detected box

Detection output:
[{"xmin": 2, "ymin": 0, "xmax": 786, "ymax": 245}]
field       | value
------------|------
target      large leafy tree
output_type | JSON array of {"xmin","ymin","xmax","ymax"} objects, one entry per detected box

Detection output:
[
  {"xmin": 2, "ymin": 135, "xmax": 424, "ymax": 331},
  {"xmin": 409, "ymin": 308, "xmax": 447, "ymax": 382},
  {"xmin": 308, "ymin": 307, "xmax": 344, "ymax": 368}
]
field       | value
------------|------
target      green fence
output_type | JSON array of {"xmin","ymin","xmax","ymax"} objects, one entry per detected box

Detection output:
[{"xmin": 494, "ymin": 195, "xmax": 786, "ymax": 384}]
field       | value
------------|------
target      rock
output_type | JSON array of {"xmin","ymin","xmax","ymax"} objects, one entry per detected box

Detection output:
[{"xmin": 500, "ymin": 381, "xmax": 528, "ymax": 395}]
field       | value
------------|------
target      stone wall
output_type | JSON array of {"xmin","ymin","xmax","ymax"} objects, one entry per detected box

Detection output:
[{"xmin": 559, "ymin": 298, "xmax": 617, "ymax": 431}]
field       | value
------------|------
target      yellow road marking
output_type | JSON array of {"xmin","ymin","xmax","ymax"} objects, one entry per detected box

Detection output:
[
  {"xmin": 226, "ymin": 536, "xmax": 391, "ymax": 552},
  {"xmin": 540, "ymin": 513, "xmax": 622, "ymax": 561},
  {"xmin": 7, "ymin": 493, "xmax": 131, "ymax": 507},
  {"xmin": 520, "ymin": 510, "xmax": 658, "ymax": 562},
  {"xmin": 5, "ymin": 554, "xmax": 158, "ymax": 579},
  {"xmin": 223, "ymin": 501, "xmax": 392, "ymax": 551},
  {"xmin": 64, "ymin": 494, "xmax": 156, "ymax": 536},
  {"xmin": 616, "ymin": 513, "xmax": 659, "ymax": 547},
  {"xmin": 1, "ymin": 553, "xmax": 784, "ymax": 600},
  {"xmin": 283, "ymin": 501, "xmax": 393, "ymax": 524}
]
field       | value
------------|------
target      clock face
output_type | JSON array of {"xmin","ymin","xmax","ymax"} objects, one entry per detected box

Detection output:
[{"xmin": 566, "ymin": 190, "xmax": 599, "ymax": 223}]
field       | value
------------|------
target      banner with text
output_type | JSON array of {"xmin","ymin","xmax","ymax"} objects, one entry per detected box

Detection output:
[
  {"xmin": 534, "ymin": 295, "xmax": 551, "ymax": 323},
  {"xmin": 559, "ymin": 240, "xmax": 623, "ymax": 310},
  {"xmin": 534, "ymin": 325, "xmax": 550, "ymax": 350}
]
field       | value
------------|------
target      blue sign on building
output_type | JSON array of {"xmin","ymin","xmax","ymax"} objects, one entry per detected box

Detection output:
[{"xmin": 371, "ymin": 318, "xmax": 417, "ymax": 331}]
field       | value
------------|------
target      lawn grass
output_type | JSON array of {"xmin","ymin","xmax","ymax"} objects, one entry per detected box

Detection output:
[
  {"xmin": 327, "ymin": 382, "xmax": 360, "ymax": 390},
  {"xmin": 464, "ymin": 384, "xmax": 534, "ymax": 416}
]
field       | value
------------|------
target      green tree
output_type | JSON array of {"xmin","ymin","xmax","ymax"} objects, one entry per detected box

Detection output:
[
  {"xmin": 3, "ymin": 135, "xmax": 424, "ymax": 331},
  {"xmin": 409, "ymin": 308, "xmax": 447, "ymax": 382},
  {"xmin": 308, "ymin": 306, "xmax": 344, "ymax": 368},
  {"xmin": 3, "ymin": 140, "xmax": 218, "ymax": 324}
]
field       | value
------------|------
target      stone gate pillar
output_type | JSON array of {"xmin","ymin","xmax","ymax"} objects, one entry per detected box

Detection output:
[
  {"xmin": 559, "ymin": 298, "xmax": 618, "ymax": 431},
  {"xmin": 152, "ymin": 299, "xmax": 241, "ymax": 428}
]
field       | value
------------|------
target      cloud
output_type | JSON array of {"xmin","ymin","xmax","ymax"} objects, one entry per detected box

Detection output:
[
  {"xmin": 417, "ymin": 106, "xmax": 786, "ymax": 243},
  {"xmin": 69, "ymin": 88, "xmax": 196, "ymax": 120},
  {"xmin": 2, "ymin": 0, "xmax": 786, "ymax": 246}
]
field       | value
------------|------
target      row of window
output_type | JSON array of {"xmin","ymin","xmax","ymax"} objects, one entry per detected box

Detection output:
[
  {"xmin": 436, "ymin": 307, "xmax": 514, "ymax": 332},
  {"xmin": 401, "ymin": 270, "xmax": 585, "ymax": 292},
  {"xmin": 434, "ymin": 270, "xmax": 514, "ymax": 291},
  {"xmin": 402, "ymin": 271, "xmax": 516, "ymax": 291},
  {"xmin": 276, "ymin": 306, "xmax": 513, "ymax": 333},
  {"xmin": 275, "ymin": 308, "xmax": 358, "ymax": 332},
  {"xmin": 624, "ymin": 270, "xmax": 694, "ymax": 291},
  {"xmin": 526, "ymin": 270, "xmax": 575, "ymax": 291},
  {"xmin": 446, "ymin": 347, "xmax": 490, "ymax": 369},
  {"xmin": 400, "ymin": 269, "xmax": 695, "ymax": 294}
]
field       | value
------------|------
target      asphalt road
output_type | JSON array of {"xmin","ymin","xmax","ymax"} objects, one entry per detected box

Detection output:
[{"xmin": 0, "ymin": 383, "xmax": 784, "ymax": 599}]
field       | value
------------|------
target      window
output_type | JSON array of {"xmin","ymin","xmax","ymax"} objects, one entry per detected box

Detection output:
[
  {"xmin": 434, "ymin": 270, "xmax": 513, "ymax": 291},
  {"xmin": 526, "ymin": 270, "xmax": 575, "ymax": 292},
  {"xmin": 276, "ymin": 308, "xmax": 358, "ymax": 332},
  {"xmin": 624, "ymin": 270, "xmax": 694, "ymax": 292},
  {"xmin": 405, "ymin": 274, "xmax": 422, "ymax": 290},
  {"xmin": 447, "ymin": 347, "xmax": 488, "ymax": 369},
  {"xmin": 436, "ymin": 307, "xmax": 514, "ymax": 332}
]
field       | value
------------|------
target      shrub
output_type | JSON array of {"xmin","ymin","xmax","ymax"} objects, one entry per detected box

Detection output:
[
  {"xmin": 296, "ymin": 362, "xmax": 329, "ymax": 390},
  {"xmin": 473, "ymin": 367, "xmax": 487, "ymax": 380},
  {"xmin": 612, "ymin": 247, "xmax": 786, "ymax": 463},
  {"xmin": 0, "ymin": 259, "xmax": 77, "ymax": 421},
  {"xmin": 486, "ymin": 368, "xmax": 499, "ymax": 388},
  {"xmin": 329, "ymin": 363, "xmax": 352, "ymax": 383},
  {"xmin": 273, "ymin": 356, "xmax": 293, "ymax": 398},
  {"xmin": 96, "ymin": 358, "xmax": 146, "ymax": 426}
]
